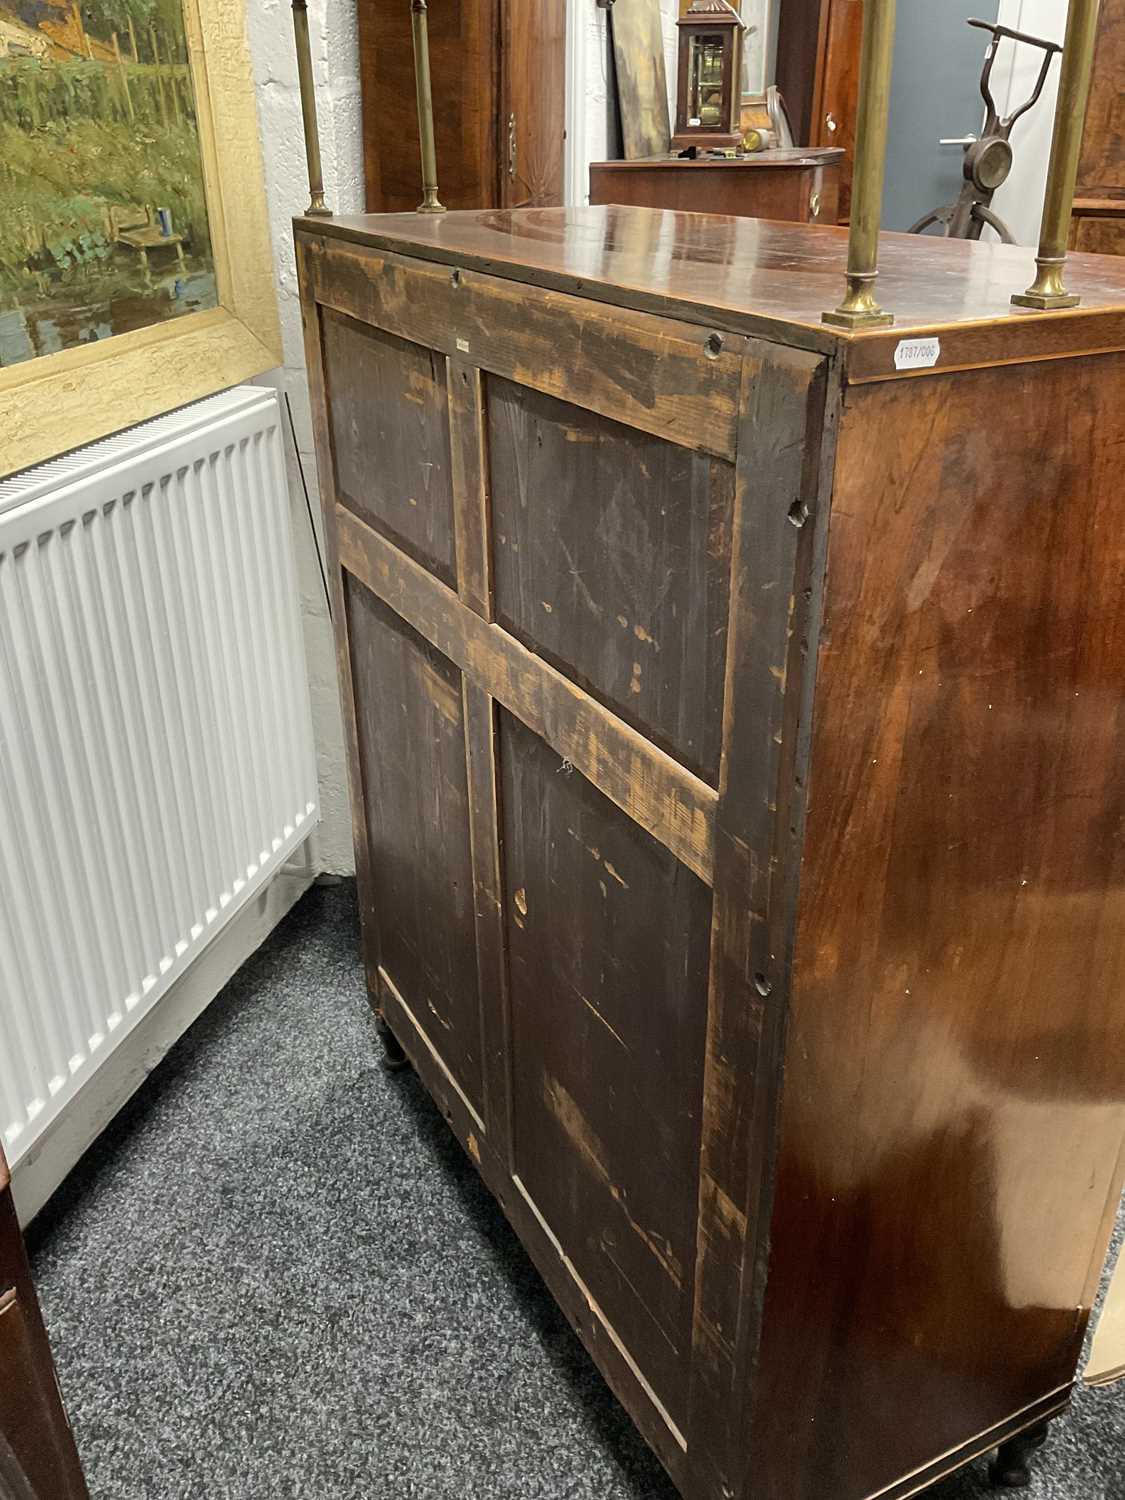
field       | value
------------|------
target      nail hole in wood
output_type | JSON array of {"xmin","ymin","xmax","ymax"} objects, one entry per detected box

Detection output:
[
  {"xmin": 754, "ymin": 973, "xmax": 772, "ymax": 997},
  {"xmin": 788, "ymin": 500, "xmax": 809, "ymax": 528},
  {"xmin": 705, "ymin": 332, "xmax": 724, "ymax": 359},
  {"xmin": 450, "ymin": 268, "xmax": 462, "ymax": 288}
]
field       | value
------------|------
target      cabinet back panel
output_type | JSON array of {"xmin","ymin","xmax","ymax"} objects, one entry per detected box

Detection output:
[
  {"xmin": 324, "ymin": 310, "xmax": 456, "ymax": 587},
  {"xmin": 489, "ymin": 378, "xmax": 733, "ymax": 782},
  {"xmin": 500, "ymin": 710, "xmax": 712, "ymax": 1426},
  {"xmin": 346, "ymin": 579, "xmax": 483, "ymax": 1115}
]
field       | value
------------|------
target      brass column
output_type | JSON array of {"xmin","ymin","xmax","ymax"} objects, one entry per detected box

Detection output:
[
  {"xmin": 411, "ymin": 0, "xmax": 446, "ymax": 214},
  {"xmin": 1012, "ymin": 0, "xmax": 1102, "ymax": 310},
  {"xmin": 823, "ymin": 0, "xmax": 897, "ymax": 330},
  {"xmin": 291, "ymin": 0, "xmax": 330, "ymax": 217}
]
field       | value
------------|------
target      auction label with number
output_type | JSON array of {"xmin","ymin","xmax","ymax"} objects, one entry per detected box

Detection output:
[{"xmin": 894, "ymin": 337, "xmax": 941, "ymax": 371}]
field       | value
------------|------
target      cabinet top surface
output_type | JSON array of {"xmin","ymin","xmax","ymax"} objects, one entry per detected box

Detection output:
[{"xmin": 298, "ymin": 206, "xmax": 1125, "ymax": 380}]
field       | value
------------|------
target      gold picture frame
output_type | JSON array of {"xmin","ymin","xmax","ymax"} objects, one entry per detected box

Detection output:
[{"xmin": 0, "ymin": 0, "xmax": 282, "ymax": 480}]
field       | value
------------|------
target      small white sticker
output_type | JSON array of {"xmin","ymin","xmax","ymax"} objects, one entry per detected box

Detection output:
[
  {"xmin": 894, "ymin": 337, "xmax": 941, "ymax": 371},
  {"xmin": 456, "ymin": 337, "xmax": 470, "ymax": 353}
]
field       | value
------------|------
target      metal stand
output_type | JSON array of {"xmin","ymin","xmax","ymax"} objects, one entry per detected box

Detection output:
[
  {"xmin": 411, "ymin": 0, "xmax": 446, "ymax": 214},
  {"xmin": 910, "ymin": 19, "xmax": 1061, "ymax": 244},
  {"xmin": 290, "ymin": 0, "xmax": 331, "ymax": 217}
]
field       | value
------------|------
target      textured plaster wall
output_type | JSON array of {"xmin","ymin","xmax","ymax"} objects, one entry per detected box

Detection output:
[{"xmin": 244, "ymin": 0, "xmax": 365, "ymax": 875}]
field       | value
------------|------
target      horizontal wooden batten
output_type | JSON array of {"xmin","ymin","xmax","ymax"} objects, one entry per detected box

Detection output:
[
  {"xmin": 336, "ymin": 504, "xmax": 717, "ymax": 886},
  {"xmin": 302, "ymin": 238, "xmax": 745, "ymax": 462}
]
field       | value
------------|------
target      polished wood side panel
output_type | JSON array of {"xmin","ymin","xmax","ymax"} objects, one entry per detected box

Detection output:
[
  {"xmin": 345, "ymin": 581, "xmax": 485, "ymax": 1118},
  {"xmin": 298, "ymin": 213, "xmax": 1125, "ymax": 379},
  {"xmin": 0, "ymin": 1166, "xmax": 87, "ymax": 1500},
  {"xmin": 748, "ymin": 355, "xmax": 1125, "ymax": 1500},
  {"xmin": 359, "ymin": 0, "xmax": 500, "ymax": 212},
  {"xmin": 588, "ymin": 156, "xmax": 841, "ymax": 225},
  {"xmin": 488, "ymin": 376, "xmax": 734, "ymax": 782},
  {"xmin": 322, "ymin": 309, "xmax": 456, "ymax": 586},
  {"xmin": 502, "ymin": 709, "xmax": 713, "ymax": 1429}
]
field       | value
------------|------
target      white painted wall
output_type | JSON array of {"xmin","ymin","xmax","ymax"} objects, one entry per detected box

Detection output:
[{"xmin": 244, "ymin": 0, "xmax": 365, "ymax": 875}]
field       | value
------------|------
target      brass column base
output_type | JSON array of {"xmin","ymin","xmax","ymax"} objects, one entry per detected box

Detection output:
[
  {"xmin": 822, "ymin": 306, "xmax": 895, "ymax": 330},
  {"xmin": 305, "ymin": 194, "xmax": 332, "ymax": 219},
  {"xmin": 1011, "ymin": 256, "xmax": 1081, "ymax": 311},
  {"xmin": 1011, "ymin": 290, "xmax": 1081, "ymax": 310},
  {"xmin": 823, "ymin": 270, "xmax": 894, "ymax": 329},
  {"xmin": 416, "ymin": 202, "xmax": 447, "ymax": 215}
]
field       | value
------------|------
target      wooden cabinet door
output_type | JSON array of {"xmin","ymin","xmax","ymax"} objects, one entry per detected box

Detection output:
[
  {"xmin": 813, "ymin": 0, "xmax": 862, "ymax": 221},
  {"xmin": 0, "ymin": 1161, "xmax": 87, "ymax": 1500},
  {"xmin": 360, "ymin": 0, "xmax": 501, "ymax": 212},
  {"xmin": 501, "ymin": 0, "xmax": 567, "ymax": 208}
]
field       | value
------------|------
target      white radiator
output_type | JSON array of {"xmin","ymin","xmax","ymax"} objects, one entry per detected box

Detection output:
[{"xmin": 0, "ymin": 387, "xmax": 319, "ymax": 1176}]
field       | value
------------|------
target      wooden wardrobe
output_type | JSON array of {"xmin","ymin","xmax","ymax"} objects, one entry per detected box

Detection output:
[
  {"xmin": 774, "ymin": 0, "xmax": 861, "ymax": 220},
  {"xmin": 297, "ymin": 202, "xmax": 1125, "ymax": 1500},
  {"xmin": 358, "ymin": 0, "xmax": 566, "ymax": 212},
  {"xmin": 1070, "ymin": 0, "xmax": 1125, "ymax": 256},
  {"xmin": 0, "ymin": 1152, "xmax": 87, "ymax": 1499}
]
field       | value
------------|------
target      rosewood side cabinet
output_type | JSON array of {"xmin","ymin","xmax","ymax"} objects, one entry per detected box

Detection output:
[{"xmin": 296, "ymin": 204, "xmax": 1125, "ymax": 1500}]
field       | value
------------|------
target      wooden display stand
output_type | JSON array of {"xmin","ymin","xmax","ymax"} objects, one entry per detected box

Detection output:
[
  {"xmin": 295, "ymin": 201, "xmax": 1125, "ymax": 1500},
  {"xmin": 589, "ymin": 147, "xmax": 842, "ymax": 223}
]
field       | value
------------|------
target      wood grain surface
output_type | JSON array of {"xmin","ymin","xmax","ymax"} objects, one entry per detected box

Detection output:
[
  {"xmin": 297, "ymin": 209, "xmax": 1125, "ymax": 380},
  {"xmin": 747, "ymin": 354, "xmax": 1125, "ymax": 1500},
  {"xmin": 302, "ymin": 208, "xmax": 1125, "ymax": 1500}
]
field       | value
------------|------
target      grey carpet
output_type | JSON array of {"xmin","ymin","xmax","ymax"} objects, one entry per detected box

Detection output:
[{"xmin": 28, "ymin": 883, "xmax": 1125, "ymax": 1500}]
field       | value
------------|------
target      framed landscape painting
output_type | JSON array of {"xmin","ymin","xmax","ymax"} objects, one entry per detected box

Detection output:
[{"xmin": 0, "ymin": 0, "xmax": 280, "ymax": 477}]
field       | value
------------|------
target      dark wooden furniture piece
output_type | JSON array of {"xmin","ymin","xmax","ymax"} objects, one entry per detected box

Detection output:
[
  {"xmin": 1070, "ymin": 0, "xmax": 1125, "ymax": 256},
  {"xmin": 589, "ymin": 148, "xmax": 842, "ymax": 223},
  {"xmin": 297, "ymin": 203, "xmax": 1125, "ymax": 1500},
  {"xmin": 775, "ymin": 0, "xmax": 861, "ymax": 220},
  {"xmin": 0, "ymin": 1153, "xmax": 87, "ymax": 1500},
  {"xmin": 357, "ymin": 0, "xmax": 566, "ymax": 212}
]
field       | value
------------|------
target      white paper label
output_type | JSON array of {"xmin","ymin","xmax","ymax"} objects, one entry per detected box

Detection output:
[
  {"xmin": 456, "ymin": 337, "xmax": 471, "ymax": 353},
  {"xmin": 894, "ymin": 337, "xmax": 941, "ymax": 371}
]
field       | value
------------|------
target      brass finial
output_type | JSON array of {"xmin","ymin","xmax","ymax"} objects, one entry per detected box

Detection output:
[
  {"xmin": 291, "ymin": 0, "xmax": 331, "ymax": 217},
  {"xmin": 823, "ymin": 0, "xmax": 897, "ymax": 330},
  {"xmin": 1012, "ymin": 0, "xmax": 1102, "ymax": 311},
  {"xmin": 411, "ymin": 0, "xmax": 446, "ymax": 214}
]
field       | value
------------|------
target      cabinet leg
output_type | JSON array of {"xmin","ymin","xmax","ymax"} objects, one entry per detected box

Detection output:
[
  {"xmin": 989, "ymin": 1421, "xmax": 1050, "ymax": 1489},
  {"xmin": 375, "ymin": 1015, "xmax": 410, "ymax": 1072}
]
